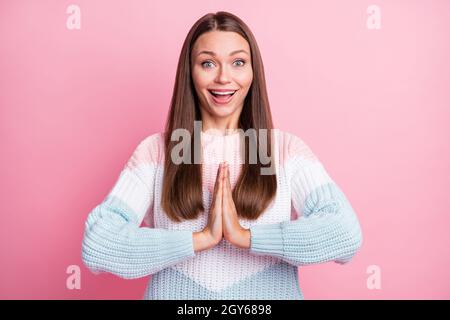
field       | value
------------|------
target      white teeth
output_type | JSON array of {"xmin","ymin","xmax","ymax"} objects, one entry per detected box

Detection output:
[{"xmin": 211, "ymin": 90, "xmax": 236, "ymax": 95}]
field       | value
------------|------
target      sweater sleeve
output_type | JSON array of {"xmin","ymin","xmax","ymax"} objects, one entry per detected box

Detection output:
[
  {"xmin": 249, "ymin": 134, "xmax": 363, "ymax": 266},
  {"xmin": 81, "ymin": 134, "xmax": 196, "ymax": 279}
]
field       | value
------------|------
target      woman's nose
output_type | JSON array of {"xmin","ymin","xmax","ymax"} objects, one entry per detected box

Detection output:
[{"xmin": 215, "ymin": 65, "xmax": 231, "ymax": 83}]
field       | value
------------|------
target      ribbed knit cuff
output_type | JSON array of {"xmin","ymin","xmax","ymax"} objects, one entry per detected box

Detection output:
[
  {"xmin": 249, "ymin": 222, "xmax": 284, "ymax": 258},
  {"xmin": 168, "ymin": 229, "xmax": 196, "ymax": 260}
]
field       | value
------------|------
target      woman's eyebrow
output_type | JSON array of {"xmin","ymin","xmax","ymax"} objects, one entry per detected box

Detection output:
[{"xmin": 196, "ymin": 49, "xmax": 249, "ymax": 57}]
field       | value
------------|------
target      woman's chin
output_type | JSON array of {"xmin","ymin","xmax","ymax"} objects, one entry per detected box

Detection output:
[{"xmin": 210, "ymin": 105, "xmax": 236, "ymax": 117}]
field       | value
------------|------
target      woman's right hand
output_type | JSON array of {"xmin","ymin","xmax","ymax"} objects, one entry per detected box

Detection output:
[{"xmin": 193, "ymin": 162, "xmax": 225, "ymax": 252}]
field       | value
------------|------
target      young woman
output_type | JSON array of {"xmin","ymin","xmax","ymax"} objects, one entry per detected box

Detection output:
[{"xmin": 81, "ymin": 11, "xmax": 363, "ymax": 300}]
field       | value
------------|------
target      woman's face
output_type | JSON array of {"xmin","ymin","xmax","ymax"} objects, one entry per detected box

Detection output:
[{"xmin": 191, "ymin": 31, "xmax": 253, "ymax": 125}]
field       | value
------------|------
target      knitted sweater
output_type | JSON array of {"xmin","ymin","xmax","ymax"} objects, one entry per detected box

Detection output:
[{"xmin": 81, "ymin": 129, "xmax": 363, "ymax": 300}]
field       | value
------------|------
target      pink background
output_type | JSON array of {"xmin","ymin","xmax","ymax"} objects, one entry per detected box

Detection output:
[{"xmin": 1, "ymin": 0, "xmax": 449, "ymax": 299}]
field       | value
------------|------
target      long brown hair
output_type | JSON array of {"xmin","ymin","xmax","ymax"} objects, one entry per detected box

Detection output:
[{"xmin": 161, "ymin": 11, "xmax": 277, "ymax": 222}]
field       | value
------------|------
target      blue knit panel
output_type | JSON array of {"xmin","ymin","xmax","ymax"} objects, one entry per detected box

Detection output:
[{"xmin": 144, "ymin": 262, "xmax": 303, "ymax": 300}]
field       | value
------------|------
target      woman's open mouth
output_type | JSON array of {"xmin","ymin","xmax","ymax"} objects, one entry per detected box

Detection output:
[{"xmin": 208, "ymin": 89, "xmax": 237, "ymax": 105}]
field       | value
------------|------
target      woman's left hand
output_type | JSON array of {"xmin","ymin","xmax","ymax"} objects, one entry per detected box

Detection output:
[{"xmin": 221, "ymin": 162, "xmax": 251, "ymax": 249}]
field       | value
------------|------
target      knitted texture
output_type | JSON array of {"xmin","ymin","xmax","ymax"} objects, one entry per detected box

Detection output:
[{"xmin": 81, "ymin": 129, "xmax": 363, "ymax": 299}]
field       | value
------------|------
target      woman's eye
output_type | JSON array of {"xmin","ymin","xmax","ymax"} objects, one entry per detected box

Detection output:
[
  {"xmin": 234, "ymin": 59, "xmax": 245, "ymax": 67},
  {"xmin": 201, "ymin": 61, "xmax": 214, "ymax": 68},
  {"xmin": 201, "ymin": 59, "xmax": 245, "ymax": 69}
]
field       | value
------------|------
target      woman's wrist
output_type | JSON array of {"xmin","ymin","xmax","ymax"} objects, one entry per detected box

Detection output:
[
  {"xmin": 193, "ymin": 229, "xmax": 250, "ymax": 252},
  {"xmin": 234, "ymin": 228, "xmax": 251, "ymax": 249},
  {"xmin": 193, "ymin": 231, "xmax": 213, "ymax": 252}
]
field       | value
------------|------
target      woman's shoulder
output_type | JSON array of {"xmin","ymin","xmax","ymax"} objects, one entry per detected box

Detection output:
[
  {"xmin": 275, "ymin": 129, "xmax": 319, "ymax": 167},
  {"xmin": 139, "ymin": 131, "xmax": 165, "ymax": 150},
  {"xmin": 124, "ymin": 131, "xmax": 165, "ymax": 170}
]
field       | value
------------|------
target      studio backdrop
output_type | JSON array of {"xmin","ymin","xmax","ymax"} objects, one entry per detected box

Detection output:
[{"xmin": 0, "ymin": 0, "xmax": 449, "ymax": 299}]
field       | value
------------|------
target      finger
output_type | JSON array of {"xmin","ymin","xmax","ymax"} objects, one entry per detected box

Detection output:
[
  {"xmin": 225, "ymin": 163, "xmax": 232, "ymax": 193},
  {"xmin": 210, "ymin": 164, "xmax": 223, "ymax": 210},
  {"xmin": 216, "ymin": 165, "xmax": 223, "ymax": 209},
  {"xmin": 213, "ymin": 163, "xmax": 223, "ymax": 195},
  {"xmin": 222, "ymin": 164, "xmax": 230, "ymax": 202}
]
